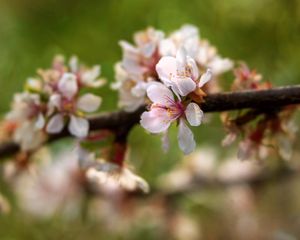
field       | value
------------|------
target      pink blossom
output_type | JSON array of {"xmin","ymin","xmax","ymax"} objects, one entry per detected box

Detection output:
[
  {"xmin": 140, "ymin": 83, "xmax": 203, "ymax": 154},
  {"xmin": 156, "ymin": 47, "xmax": 212, "ymax": 97},
  {"xmin": 46, "ymin": 73, "xmax": 102, "ymax": 138}
]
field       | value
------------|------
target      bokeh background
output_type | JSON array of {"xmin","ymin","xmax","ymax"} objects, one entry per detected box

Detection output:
[{"xmin": 0, "ymin": 0, "xmax": 300, "ymax": 239}]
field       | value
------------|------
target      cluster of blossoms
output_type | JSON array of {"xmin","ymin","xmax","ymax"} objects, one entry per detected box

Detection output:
[
  {"xmin": 140, "ymin": 48, "xmax": 212, "ymax": 154},
  {"xmin": 11, "ymin": 149, "xmax": 201, "ymax": 240},
  {"xmin": 4, "ymin": 56, "xmax": 104, "ymax": 151},
  {"xmin": 0, "ymin": 24, "xmax": 299, "ymax": 198},
  {"xmin": 77, "ymin": 133, "xmax": 149, "ymax": 193},
  {"xmin": 112, "ymin": 24, "xmax": 233, "ymax": 154},
  {"xmin": 112, "ymin": 24, "xmax": 233, "ymax": 112},
  {"xmin": 222, "ymin": 63, "xmax": 298, "ymax": 161}
]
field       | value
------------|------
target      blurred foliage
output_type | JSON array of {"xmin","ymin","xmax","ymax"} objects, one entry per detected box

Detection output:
[{"xmin": 0, "ymin": 0, "xmax": 300, "ymax": 239}]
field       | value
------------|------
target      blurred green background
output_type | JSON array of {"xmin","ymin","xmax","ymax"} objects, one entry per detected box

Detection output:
[{"xmin": 0, "ymin": 0, "xmax": 300, "ymax": 239}]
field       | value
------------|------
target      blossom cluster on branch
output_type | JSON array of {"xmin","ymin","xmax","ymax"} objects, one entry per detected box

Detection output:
[
  {"xmin": 3, "ymin": 56, "xmax": 104, "ymax": 151},
  {"xmin": 221, "ymin": 63, "xmax": 298, "ymax": 161},
  {"xmin": 0, "ymin": 24, "xmax": 299, "ymax": 196}
]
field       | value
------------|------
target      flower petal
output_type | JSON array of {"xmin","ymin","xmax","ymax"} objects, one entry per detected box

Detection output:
[
  {"xmin": 46, "ymin": 114, "xmax": 64, "ymax": 134},
  {"xmin": 58, "ymin": 73, "xmax": 78, "ymax": 99},
  {"xmin": 140, "ymin": 43, "xmax": 156, "ymax": 58},
  {"xmin": 131, "ymin": 82, "xmax": 147, "ymax": 97},
  {"xmin": 35, "ymin": 113, "xmax": 45, "ymax": 129},
  {"xmin": 159, "ymin": 39, "xmax": 177, "ymax": 56},
  {"xmin": 156, "ymin": 56, "xmax": 177, "ymax": 86},
  {"xmin": 198, "ymin": 69, "xmax": 212, "ymax": 88},
  {"xmin": 187, "ymin": 56, "xmax": 199, "ymax": 80},
  {"xmin": 147, "ymin": 83, "xmax": 174, "ymax": 105},
  {"xmin": 68, "ymin": 115, "xmax": 89, "ymax": 138},
  {"xmin": 140, "ymin": 109, "xmax": 171, "ymax": 133},
  {"xmin": 175, "ymin": 76, "xmax": 196, "ymax": 96},
  {"xmin": 176, "ymin": 47, "xmax": 187, "ymax": 70},
  {"xmin": 208, "ymin": 57, "xmax": 233, "ymax": 75},
  {"xmin": 185, "ymin": 103, "xmax": 203, "ymax": 126},
  {"xmin": 77, "ymin": 94, "xmax": 102, "ymax": 113},
  {"xmin": 178, "ymin": 119, "xmax": 196, "ymax": 155},
  {"xmin": 121, "ymin": 168, "xmax": 150, "ymax": 193},
  {"xmin": 81, "ymin": 66, "xmax": 101, "ymax": 85}
]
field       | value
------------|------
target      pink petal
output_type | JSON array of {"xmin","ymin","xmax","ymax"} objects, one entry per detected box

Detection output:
[
  {"xmin": 175, "ymin": 76, "xmax": 196, "ymax": 96},
  {"xmin": 77, "ymin": 94, "xmax": 102, "ymax": 113},
  {"xmin": 140, "ymin": 109, "xmax": 171, "ymax": 133},
  {"xmin": 187, "ymin": 56, "xmax": 199, "ymax": 80},
  {"xmin": 46, "ymin": 114, "xmax": 64, "ymax": 134},
  {"xmin": 176, "ymin": 47, "xmax": 187, "ymax": 70},
  {"xmin": 147, "ymin": 83, "xmax": 174, "ymax": 105},
  {"xmin": 198, "ymin": 69, "xmax": 212, "ymax": 88},
  {"xmin": 185, "ymin": 103, "xmax": 203, "ymax": 126},
  {"xmin": 156, "ymin": 56, "xmax": 177, "ymax": 86},
  {"xmin": 68, "ymin": 115, "xmax": 89, "ymax": 138},
  {"xmin": 58, "ymin": 73, "xmax": 78, "ymax": 99},
  {"xmin": 208, "ymin": 58, "xmax": 233, "ymax": 75},
  {"xmin": 35, "ymin": 113, "xmax": 45, "ymax": 129},
  {"xmin": 178, "ymin": 119, "xmax": 196, "ymax": 155}
]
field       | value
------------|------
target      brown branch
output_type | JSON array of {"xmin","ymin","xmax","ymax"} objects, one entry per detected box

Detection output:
[{"xmin": 0, "ymin": 85, "xmax": 300, "ymax": 159}]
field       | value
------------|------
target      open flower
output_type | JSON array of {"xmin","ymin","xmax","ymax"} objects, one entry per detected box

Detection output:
[
  {"xmin": 112, "ymin": 27, "xmax": 164, "ymax": 112},
  {"xmin": 156, "ymin": 47, "xmax": 212, "ymax": 97},
  {"xmin": 196, "ymin": 40, "xmax": 233, "ymax": 76},
  {"xmin": 140, "ymin": 83, "xmax": 203, "ymax": 154},
  {"xmin": 6, "ymin": 93, "xmax": 46, "ymax": 150},
  {"xmin": 46, "ymin": 73, "xmax": 101, "ymax": 138},
  {"xmin": 86, "ymin": 163, "xmax": 150, "ymax": 194},
  {"xmin": 78, "ymin": 146, "xmax": 149, "ymax": 193},
  {"xmin": 159, "ymin": 24, "xmax": 199, "ymax": 58},
  {"xmin": 69, "ymin": 56, "xmax": 106, "ymax": 88}
]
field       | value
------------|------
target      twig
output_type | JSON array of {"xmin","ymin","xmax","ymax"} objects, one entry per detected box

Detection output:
[{"xmin": 0, "ymin": 85, "xmax": 300, "ymax": 159}]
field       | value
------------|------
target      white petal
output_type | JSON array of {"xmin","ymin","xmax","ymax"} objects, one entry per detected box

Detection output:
[
  {"xmin": 58, "ymin": 73, "xmax": 78, "ymax": 99},
  {"xmin": 198, "ymin": 69, "xmax": 212, "ymax": 88},
  {"xmin": 175, "ymin": 77, "xmax": 196, "ymax": 96},
  {"xmin": 140, "ymin": 43, "xmax": 156, "ymax": 58},
  {"xmin": 68, "ymin": 115, "xmax": 89, "ymax": 138},
  {"xmin": 159, "ymin": 39, "xmax": 177, "ymax": 56},
  {"xmin": 121, "ymin": 168, "xmax": 150, "ymax": 193},
  {"xmin": 156, "ymin": 56, "xmax": 177, "ymax": 85},
  {"xmin": 77, "ymin": 94, "xmax": 102, "ymax": 113},
  {"xmin": 35, "ymin": 113, "xmax": 45, "ymax": 129},
  {"xmin": 46, "ymin": 114, "xmax": 64, "ymax": 134},
  {"xmin": 131, "ymin": 82, "xmax": 147, "ymax": 97},
  {"xmin": 119, "ymin": 40, "xmax": 139, "ymax": 53},
  {"xmin": 176, "ymin": 47, "xmax": 187, "ymax": 70},
  {"xmin": 147, "ymin": 83, "xmax": 174, "ymax": 105},
  {"xmin": 49, "ymin": 94, "xmax": 61, "ymax": 108},
  {"xmin": 209, "ymin": 58, "xmax": 233, "ymax": 75},
  {"xmin": 81, "ymin": 66, "xmax": 101, "ymax": 84},
  {"xmin": 187, "ymin": 56, "xmax": 199, "ymax": 80},
  {"xmin": 140, "ymin": 109, "xmax": 171, "ymax": 134},
  {"xmin": 178, "ymin": 119, "xmax": 196, "ymax": 155},
  {"xmin": 47, "ymin": 94, "xmax": 61, "ymax": 116},
  {"xmin": 185, "ymin": 103, "xmax": 203, "ymax": 126}
]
